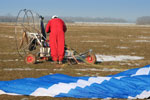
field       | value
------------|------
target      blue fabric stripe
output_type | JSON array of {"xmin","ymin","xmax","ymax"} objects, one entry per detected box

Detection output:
[{"xmin": 0, "ymin": 65, "xmax": 150, "ymax": 98}]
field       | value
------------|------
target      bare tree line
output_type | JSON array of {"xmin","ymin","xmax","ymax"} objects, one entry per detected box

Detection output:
[
  {"xmin": 136, "ymin": 16, "xmax": 150, "ymax": 25},
  {"xmin": 60, "ymin": 16, "xmax": 127, "ymax": 23},
  {"xmin": 0, "ymin": 14, "xmax": 150, "ymax": 25},
  {"xmin": 0, "ymin": 15, "xmax": 127, "ymax": 23},
  {"xmin": 0, "ymin": 16, "xmax": 16, "ymax": 22}
]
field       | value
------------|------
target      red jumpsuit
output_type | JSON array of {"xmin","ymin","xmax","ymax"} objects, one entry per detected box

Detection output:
[{"xmin": 46, "ymin": 18, "xmax": 67, "ymax": 61}]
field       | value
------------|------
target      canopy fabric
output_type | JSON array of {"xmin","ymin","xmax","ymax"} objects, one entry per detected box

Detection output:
[{"xmin": 0, "ymin": 65, "xmax": 150, "ymax": 99}]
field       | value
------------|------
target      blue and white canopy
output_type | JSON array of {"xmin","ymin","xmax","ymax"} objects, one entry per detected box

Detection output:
[{"xmin": 0, "ymin": 65, "xmax": 150, "ymax": 99}]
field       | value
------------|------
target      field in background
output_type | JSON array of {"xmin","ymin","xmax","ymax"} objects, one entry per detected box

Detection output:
[{"xmin": 0, "ymin": 23, "xmax": 150, "ymax": 100}]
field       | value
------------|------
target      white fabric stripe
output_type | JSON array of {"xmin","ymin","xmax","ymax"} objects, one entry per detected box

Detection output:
[
  {"xmin": 0, "ymin": 90, "xmax": 20, "ymax": 95},
  {"xmin": 31, "ymin": 77, "xmax": 111, "ymax": 96},
  {"xmin": 131, "ymin": 67, "xmax": 150, "ymax": 76},
  {"xmin": 128, "ymin": 90, "xmax": 150, "ymax": 99}
]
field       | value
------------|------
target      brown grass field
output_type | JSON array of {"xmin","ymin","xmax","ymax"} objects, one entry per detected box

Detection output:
[{"xmin": 0, "ymin": 22, "xmax": 150, "ymax": 100}]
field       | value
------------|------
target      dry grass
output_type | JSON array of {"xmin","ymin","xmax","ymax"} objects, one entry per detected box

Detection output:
[{"xmin": 0, "ymin": 23, "xmax": 150, "ymax": 100}]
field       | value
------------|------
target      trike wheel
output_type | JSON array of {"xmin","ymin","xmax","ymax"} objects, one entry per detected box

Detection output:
[
  {"xmin": 24, "ymin": 54, "xmax": 36, "ymax": 64},
  {"xmin": 85, "ymin": 54, "xmax": 96, "ymax": 64}
]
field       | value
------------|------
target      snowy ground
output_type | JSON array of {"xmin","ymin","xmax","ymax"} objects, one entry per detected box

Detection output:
[
  {"xmin": 2, "ymin": 67, "xmax": 123, "ymax": 72},
  {"xmin": 96, "ymin": 55, "xmax": 144, "ymax": 62}
]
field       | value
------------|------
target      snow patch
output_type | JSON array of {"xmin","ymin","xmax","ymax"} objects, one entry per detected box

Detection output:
[
  {"xmin": 119, "ymin": 62, "xmax": 140, "ymax": 66},
  {"xmin": 134, "ymin": 40, "xmax": 150, "ymax": 42},
  {"xmin": 139, "ymin": 36, "xmax": 150, "ymax": 39},
  {"xmin": 96, "ymin": 55, "xmax": 144, "ymax": 62},
  {"xmin": 0, "ymin": 52, "xmax": 18, "ymax": 55},
  {"xmin": 80, "ymin": 40, "xmax": 103, "ymax": 43},
  {"xmin": 3, "ymin": 68, "xmax": 49, "ymax": 71},
  {"xmin": 81, "ymin": 35, "xmax": 89, "ymax": 37},
  {"xmin": 0, "ymin": 34, "xmax": 15, "ymax": 39},
  {"xmin": 75, "ymin": 68, "xmax": 123, "ymax": 72},
  {"xmin": 0, "ymin": 59, "xmax": 20, "ymax": 62},
  {"xmin": 116, "ymin": 46, "xmax": 129, "ymax": 49}
]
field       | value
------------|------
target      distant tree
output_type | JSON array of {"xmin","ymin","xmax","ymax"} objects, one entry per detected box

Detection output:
[
  {"xmin": 59, "ymin": 16, "xmax": 127, "ymax": 23},
  {"xmin": 0, "ymin": 14, "xmax": 127, "ymax": 23},
  {"xmin": 0, "ymin": 13, "xmax": 16, "ymax": 22},
  {"xmin": 136, "ymin": 16, "xmax": 150, "ymax": 25}
]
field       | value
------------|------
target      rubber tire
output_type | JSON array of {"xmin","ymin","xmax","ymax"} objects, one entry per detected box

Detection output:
[
  {"xmin": 85, "ymin": 54, "xmax": 96, "ymax": 64},
  {"xmin": 24, "ymin": 54, "xmax": 36, "ymax": 64}
]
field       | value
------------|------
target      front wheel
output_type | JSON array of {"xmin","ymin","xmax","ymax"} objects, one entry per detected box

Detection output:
[
  {"xmin": 24, "ymin": 54, "xmax": 36, "ymax": 64},
  {"xmin": 85, "ymin": 54, "xmax": 96, "ymax": 64}
]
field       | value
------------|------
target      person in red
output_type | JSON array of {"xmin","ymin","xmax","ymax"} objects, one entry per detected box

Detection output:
[{"xmin": 46, "ymin": 15, "xmax": 67, "ymax": 64}]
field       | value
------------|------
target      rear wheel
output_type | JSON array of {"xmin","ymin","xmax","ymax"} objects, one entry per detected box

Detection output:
[
  {"xmin": 85, "ymin": 54, "xmax": 96, "ymax": 64},
  {"xmin": 25, "ymin": 54, "xmax": 36, "ymax": 64}
]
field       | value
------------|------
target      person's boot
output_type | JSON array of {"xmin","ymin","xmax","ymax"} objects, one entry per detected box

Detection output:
[
  {"xmin": 52, "ymin": 61, "xmax": 57, "ymax": 64},
  {"xmin": 58, "ymin": 61, "xmax": 63, "ymax": 65}
]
